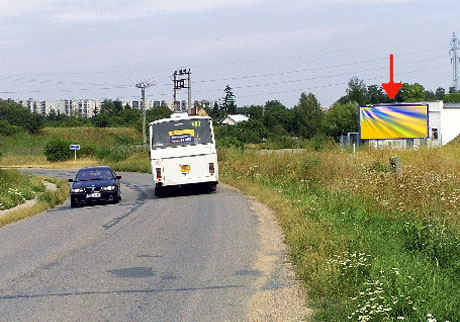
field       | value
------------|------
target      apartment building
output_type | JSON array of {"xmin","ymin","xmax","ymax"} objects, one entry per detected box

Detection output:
[
  {"xmin": 55, "ymin": 99, "xmax": 100, "ymax": 118},
  {"xmin": 17, "ymin": 99, "xmax": 55, "ymax": 116}
]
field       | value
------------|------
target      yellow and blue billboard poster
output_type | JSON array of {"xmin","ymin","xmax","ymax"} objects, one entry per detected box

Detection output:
[
  {"xmin": 359, "ymin": 104, "xmax": 428, "ymax": 140},
  {"xmin": 169, "ymin": 129, "xmax": 195, "ymax": 144}
]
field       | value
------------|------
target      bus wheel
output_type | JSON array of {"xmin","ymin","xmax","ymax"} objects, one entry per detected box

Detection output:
[
  {"xmin": 154, "ymin": 187, "xmax": 163, "ymax": 197},
  {"xmin": 208, "ymin": 183, "xmax": 217, "ymax": 192}
]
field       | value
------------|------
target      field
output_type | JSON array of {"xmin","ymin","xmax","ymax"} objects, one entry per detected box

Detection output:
[
  {"xmin": 220, "ymin": 144, "xmax": 460, "ymax": 321},
  {"xmin": 0, "ymin": 127, "xmax": 144, "ymax": 168}
]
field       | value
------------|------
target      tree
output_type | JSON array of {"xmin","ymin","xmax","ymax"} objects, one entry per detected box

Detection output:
[
  {"xmin": 0, "ymin": 100, "xmax": 44, "ymax": 133},
  {"xmin": 321, "ymin": 101, "xmax": 359, "ymax": 140},
  {"xmin": 347, "ymin": 77, "xmax": 367, "ymax": 105},
  {"xmin": 398, "ymin": 83, "xmax": 426, "ymax": 102},
  {"xmin": 337, "ymin": 77, "xmax": 368, "ymax": 105},
  {"xmin": 210, "ymin": 101, "xmax": 223, "ymax": 121},
  {"xmin": 263, "ymin": 100, "xmax": 295, "ymax": 134},
  {"xmin": 367, "ymin": 85, "xmax": 390, "ymax": 104},
  {"xmin": 435, "ymin": 87, "xmax": 446, "ymax": 100},
  {"xmin": 246, "ymin": 105, "xmax": 263, "ymax": 121},
  {"xmin": 425, "ymin": 90, "xmax": 436, "ymax": 101},
  {"xmin": 444, "ymin": 92, "xmax": 460, "ymax": 103},
  {"xmin": 294, "ymin": 93, "xmax": 323, "ymax": 139},
  {"xmin": 100, "ymin": 99, "xmax": 123, "ymax": 115},
  {"xmin": 222, "ymin": 85, "xmax": 236, "ymax": 115},
  {"xmin": 146, "ymin": 106, "xmax": 173, "ymax": 123},
  {"xmin": 92, "ymin": 113, "xmax": 110, "ymax": 128}
]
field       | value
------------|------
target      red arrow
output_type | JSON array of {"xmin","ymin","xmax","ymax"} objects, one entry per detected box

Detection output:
[{"xmin": 382, "ymin": 54, "xmax": 402, "ymax": 99}]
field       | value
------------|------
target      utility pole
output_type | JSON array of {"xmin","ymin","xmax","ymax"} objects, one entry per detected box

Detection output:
[
  {"xmin": 188, "ymin": 70, "xmax": 192, "ymax": 115},
  {"xmin": 135, "ymin": 81, "xmax": 155, "ymax": 145},
  {"xmin": 173, "ymin": 69, "xmax": 192, "ymax": 115},
  {"xmin": 450, "ymin": 32, "xmax": 460, "ymax": 91}
]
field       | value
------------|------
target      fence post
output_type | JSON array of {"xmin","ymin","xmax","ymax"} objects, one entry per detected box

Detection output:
[{"xmin": 389, "ymin": 156, "xmax": 402, "ymax": 178}]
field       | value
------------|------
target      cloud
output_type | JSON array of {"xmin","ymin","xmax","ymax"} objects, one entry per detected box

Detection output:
[
  {"xmin": 0, "ymin": 0, "xmax": 450, "ymax": 22},
  {"xmin": 0, "ymin": 0, "xmax": 60, "ymax": 17},
  {"xmin": 0, "ymin": 0, "xmax": 264, "ymax": 22}
]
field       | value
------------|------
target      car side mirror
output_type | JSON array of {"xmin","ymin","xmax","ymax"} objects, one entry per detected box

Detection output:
[
  {"xmin": 116, "ymin": 175, "xmax": 121, "ymax": 180},
  {"xmin": 68, "ymin": 179, "xmax": 74, "ymax": 182}
]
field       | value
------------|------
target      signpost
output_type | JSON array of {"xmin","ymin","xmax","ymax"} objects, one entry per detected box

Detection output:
[{"xmin": 70, "ymin": 144, "xmax": 80, "ymax": 161}]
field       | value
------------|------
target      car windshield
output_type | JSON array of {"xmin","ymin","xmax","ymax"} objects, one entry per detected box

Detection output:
[
  {"xmin": 152, "ymin": 118, "xmax": 213, "ymax": 150},
  {"xmin": 76, "ymin": 169, "xmax": 114, "ymax": 181}
]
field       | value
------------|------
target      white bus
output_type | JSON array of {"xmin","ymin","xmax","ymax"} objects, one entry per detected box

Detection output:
[{"xmin": 149, "ymin": 113, "xmax": 218, "ymax": 196}]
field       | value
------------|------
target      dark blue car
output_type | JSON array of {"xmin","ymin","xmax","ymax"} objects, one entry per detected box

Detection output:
[{"xmin": 68, "ymin": 166, "xmax": 121, "ymax": 208}]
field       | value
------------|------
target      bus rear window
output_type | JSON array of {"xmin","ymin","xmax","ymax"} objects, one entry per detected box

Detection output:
[{"xmin": 152, "ymin": 119, "xmax": 213, "ymax": 149}]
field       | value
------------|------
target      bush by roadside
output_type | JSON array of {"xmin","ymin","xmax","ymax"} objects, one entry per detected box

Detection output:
[{"xmin": 43, "ymin": 137, "xmax": 139, "ymax": 163}]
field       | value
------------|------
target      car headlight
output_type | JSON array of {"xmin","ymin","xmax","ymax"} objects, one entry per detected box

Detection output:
[
  {"xmin": 102, "ymin": 185, "xmax": 116, "ymax": 191},
  {"xmin": 71, "ymin": 188, "xmax": 84, "ymax": 193}
]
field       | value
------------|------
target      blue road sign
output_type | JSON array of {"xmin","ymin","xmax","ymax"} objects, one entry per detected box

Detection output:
[{"xmin": 70, "ymin": 144, "xmax": 80, "ymax": 151}]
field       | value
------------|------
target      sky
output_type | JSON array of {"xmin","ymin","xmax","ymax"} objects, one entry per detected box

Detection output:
[{"xmin": 0, "ymin": 0, "xmax": 459, "ymax": 108}]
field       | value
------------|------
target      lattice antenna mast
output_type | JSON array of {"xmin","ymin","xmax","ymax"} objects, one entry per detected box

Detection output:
[
  {"xmin": 450, "ymin": 32, "xmax": 460, "ymax": 91},
  {"xmin": 135, "ymin": 81, "xmax": 155, "ymax": 145}
]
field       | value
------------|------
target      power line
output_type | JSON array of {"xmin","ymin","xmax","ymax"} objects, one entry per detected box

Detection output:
[
  {"xmin": 237, "ymin": 64, "xmax": 449, "ymax": 99},
  {"xmin": 0, "ymin": 52, "xmax": 447, "ymax": 91}
]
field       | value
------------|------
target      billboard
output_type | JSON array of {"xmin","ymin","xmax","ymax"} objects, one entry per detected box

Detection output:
[{"xmin": 359, "ymin": 104, "xmax": 428, "ymax": 140}]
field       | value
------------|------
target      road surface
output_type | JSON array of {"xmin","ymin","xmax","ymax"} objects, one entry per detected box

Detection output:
[{"xmin": 0, "ymin": 169, "xmax": 260, "ymax": 322}]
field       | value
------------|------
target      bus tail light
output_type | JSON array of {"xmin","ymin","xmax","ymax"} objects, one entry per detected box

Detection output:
[
  {"xmin": 156, "ymin": 168, "xmax": 162, "ymax": 181},
  {"xmin": 209, "ymin": 163, "xmax": 215, "ymax": 175}
]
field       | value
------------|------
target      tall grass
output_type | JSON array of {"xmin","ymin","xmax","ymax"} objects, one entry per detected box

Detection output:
[
  {"xmin": 0, "ymin": 169, "xmax": 45, "ymax": 210},
  {"xmin": 0, "ymin": 127, "xmax": 142, "ymax": 167},
  {"xmin": 219, "ymin": 145, "xmax": 460, "ymax": 321},
  {"xmin": 0, "ymin": 177, "xmax": 68, "ymax": 228}
]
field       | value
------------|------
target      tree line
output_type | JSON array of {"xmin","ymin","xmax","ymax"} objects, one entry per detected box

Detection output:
[
  {"xmin": 0, "ymin": 99, "xmax": 172, "ymax": 137},
  {"xmin": 210, "ymin": 79, "xmax": 460, "ymax": 148},
  {"xmin": 2, "ymin": 77, "xmax": 460, "ymax": 146}
]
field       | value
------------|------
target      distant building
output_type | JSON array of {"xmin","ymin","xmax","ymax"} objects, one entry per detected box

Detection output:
[
  {"xmin": 121, "ymin": 100, "xmax": 154, "ymax": 110},
  {"xmin": 55, "ymin": 99, "xmax": 100, "ymax": 118},
  {"xmin": 320, "ymin": 106, "xmax": 329, "ymax": 113},
  {"xmin": 220, "ymin": 114, "xmax": 249, "ymax": 125},
  {"xmin": 17, "ymin": 99, "xmax": 55, "ymax": 116}
]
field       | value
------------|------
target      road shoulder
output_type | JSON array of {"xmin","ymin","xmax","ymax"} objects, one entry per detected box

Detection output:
[{"xmin": 220, "ymin": 183, "xmax": 312, "ymax": 321}]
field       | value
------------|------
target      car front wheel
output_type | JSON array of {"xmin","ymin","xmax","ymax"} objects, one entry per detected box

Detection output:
[{"xmin": 70, "ymin": 198, "xmax": 79, "ymax": 208}]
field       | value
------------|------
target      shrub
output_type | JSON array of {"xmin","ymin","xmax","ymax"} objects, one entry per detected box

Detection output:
[
  {"xmin": 79, "ymin": 143, "xmax": 98, "ymax": 158},
  {"xmin": 216, "ymin": 136, "xmax": 245, "ymax": 150},
  {"xmin": 43, "ymin": 138, "xmax": 72, "ymax": 161},
  {"xmin": 0, "ymin": 120, "xmax": 22, "ymax": 136},
  {"xmin": 96, "ymin": 146, "xmax": 130, "ymax": 162}
]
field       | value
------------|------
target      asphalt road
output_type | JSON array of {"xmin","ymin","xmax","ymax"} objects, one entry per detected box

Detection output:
[{"xmin": 0, "ymin": 169, "xmax": 260, "ymax": 322}]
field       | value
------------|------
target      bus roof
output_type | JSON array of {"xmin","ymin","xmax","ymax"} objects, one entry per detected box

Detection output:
[{"xmin": 149, "ymin": 113, "xmax": 211, "ymax": 126}]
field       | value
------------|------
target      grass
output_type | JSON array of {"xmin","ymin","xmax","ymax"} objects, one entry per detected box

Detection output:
[
  {"xmin": 219, "ymin": 145, "xmax": 460, "ymax": 322},
  {"xmin": 0, "ymin": 127, "xmax": 142, "ymax": 167},
  {"xmin": 0, "ymin": 169, "xmax": 45, "ymax": 210},
  {"xmin": 0, "ymin": 175, "xmax": 68, "ymax": 228}
]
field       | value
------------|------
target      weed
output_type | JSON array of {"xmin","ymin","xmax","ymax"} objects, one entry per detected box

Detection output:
[{"xmin": 219, "ymin": 146, "xmax": 460, "ymax": 321}]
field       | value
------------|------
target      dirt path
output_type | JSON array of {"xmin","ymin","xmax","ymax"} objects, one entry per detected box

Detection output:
[
  {"xmin": 249, "ymin": 197, "xmax": 312, "ymax": 321},
  {"xmin": 220, "ymin": 183, "xmax": 312, "ymax": 321}
]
